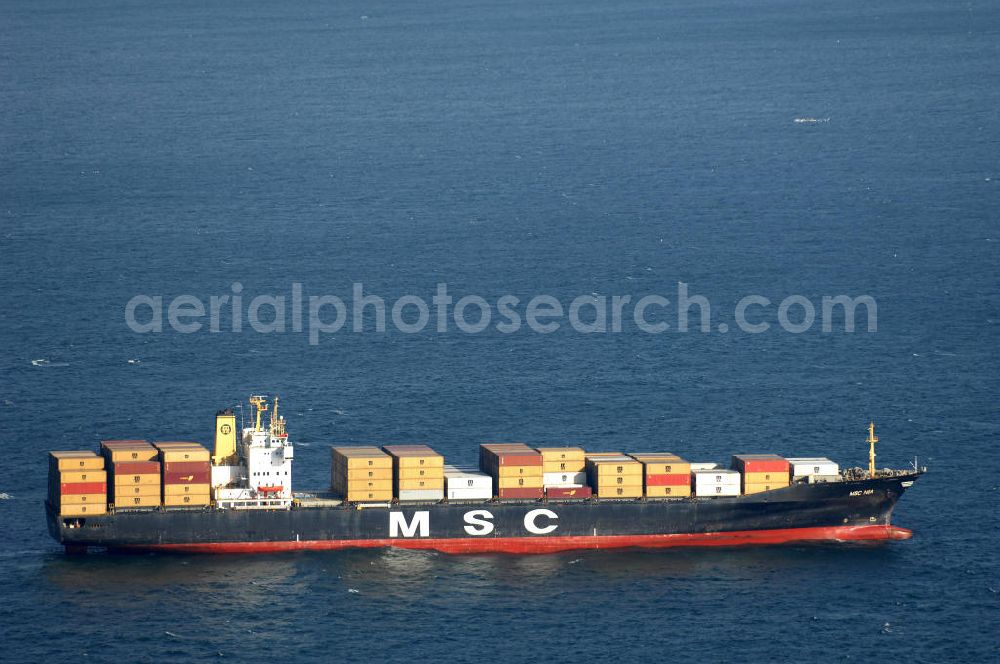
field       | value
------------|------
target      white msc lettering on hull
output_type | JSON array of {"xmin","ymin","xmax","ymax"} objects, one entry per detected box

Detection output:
[
  {"xmin": 463, "ymin": 509, "xmax": 495, "ymax": 536},
  {"xmin": 524, "ymin": 508, "xmax": 559, "ymax": 535},
  {"xmin": 389, "ymin": 511, "xmax": 429, "ymax": 538}
]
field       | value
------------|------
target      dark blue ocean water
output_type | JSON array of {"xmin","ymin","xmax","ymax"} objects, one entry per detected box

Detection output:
[{"xmin": 2, "ymin": 0, "xmax": 998, "ymax": 661}]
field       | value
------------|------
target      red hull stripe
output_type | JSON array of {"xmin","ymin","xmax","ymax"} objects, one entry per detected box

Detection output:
[{"xmin": 113, "ymin": 525, "xmax": 913, "ymax": 555}]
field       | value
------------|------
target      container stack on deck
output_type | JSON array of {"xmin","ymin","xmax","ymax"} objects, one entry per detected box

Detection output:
[
  {"xmin": 733, "ymin": 454, "xmax": 790, "ymax": 495},
  {"xmin": 444, "ymin": 466, "xmax": 493, "ymax": 501},
  {"xmin": 537, "ymin": 447, "xmax": 590, "ymax": 498},
  {"xmin": 155, "ymin": 442, "xmax": 211, "ymax": 507},
  {"xmin": 331, "ymin": 447, "xmax": 393, "ymax": 502},
  {"xmin": 631, "ymin": 453, "xmax": 692, "ymax": 499},
  {"xmin": 587, "ymin": 454, "xmax": 643, "ymax": 498},
  {"xmin": 48, "ymin": 451, "xmax": 107, "ymax": 516},
  {"xmin": 383, "ymin": 444, "xmax": 444, "ymax": 501},
  {"xmin": 479, "ymin": 444, "xmax": 544, "ymax": 499},
  {"xmin": 101, "ymin": 439, "xmax": 160, "ymax": 509}
]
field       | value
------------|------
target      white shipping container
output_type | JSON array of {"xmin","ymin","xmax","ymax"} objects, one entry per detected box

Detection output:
[
  {"xmin": 397, "ymin": 489, "xmax": 445, "ymax": 502},
  {"xmin": 543, "ymin": 471, "xmax": 586, "ymax": 486},
  {"xmin": 689, "ymin": 462, "xmax": 719, "ymax": 471},
  {"xmin": 444, "ymin": 466, "xmax": 493, "ymax": 491},
  {"xmin": 785, "ymin": 458, "xmax": 839, "ymax": 478},
  {"xmin": 447, "ymin": 487, "xmax": 493, "ymax": 500},
  {"xmin": 692, "ymin": 469, "xmax": 741, "ymax": 483},
  {"xmin": 694, "ymin": 483, "xmax": 741, "ymax": 497}
]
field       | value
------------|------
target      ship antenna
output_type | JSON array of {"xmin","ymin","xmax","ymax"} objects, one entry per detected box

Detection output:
[{"xmin": 867, "ymin": 421, "xmax": 879, "ymax": 479}]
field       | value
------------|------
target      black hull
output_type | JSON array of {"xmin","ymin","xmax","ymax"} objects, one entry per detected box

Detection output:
[{"xmin": 47, "ymin": 474, "xmax": 919, "ymax": 554}]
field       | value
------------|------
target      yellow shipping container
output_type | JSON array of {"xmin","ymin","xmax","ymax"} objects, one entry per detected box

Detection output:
[
  {"xmin": 383, "ymin": 445, "xmax": 445, "ymax": 469},
  {"xmin": 112, "ymin": 484, "xmax": 161, "ymax": 497},
  {"xmin": 585, "ymin": 452, "xmax": 623, "ymax": 459},
  {"xmin": 344, "ymin": 489, "xmax": 393, "ymax": 502},
  {"xmin": 743, "ymin": 482, "xmax": 788, "ymax": 495},
  {"xmin": 163, "ymin": 483, "xmax": 210, "ymax": 496},
  {"xmin": 596, "ymin": 486, "xmax": 643, "ymax": 499},
  {"xmin": 163, "ymin": 493, "xmax": 211, "ymax": 507},
  {"xmin": 535, "ymin": 447, "xmax": 586, "ymax": 462},
  {"xmin": 588, "ymin": 459, "xmax": 643, "ymax": 477},
  {"xmin": 397, "ymin": 467, "xmax": 445, "ymax": 480},
  {"xmin": 593, "ymin": 479, "xmax": 644, "ymax": 491},
  {"xmin": 113, "ymin": 473, "xmax": 160, "ymax": 486},
  {"xmin": 104, "ymin": 447, "xmax": 158, "ymax": 463},
  {"xmin": 495, "ymin": 465, "xmax": 544, "ymax": 478},
  {"xmin": 59, "ymin": 503, "xmax": 107, "ymax": 517},
  {"xmin": 59, "ymin": 470, "xmax": 108, "ymax": 484},
  {"xmin": 341, "ymin": 479, "xmax": 393, "ymax": 491},
  {"xmin": 498, "ymin": 476, "xmax": 544, "ymax": 489},
  {"xmin": 645, "ymin": 485, "xmax": 692, "ymax": 498},
  {"xmin": 116, "ymin": 495, "xmax": 161, "ymax": 508},
  {"xmin": 644, "ymin": 462, "xmax": 692, "ymax": 475},
  {"xmin": 333, "ymin": 465, "xmax": 393, "ymax": 481},
  {"xmin": 49, "ymin": 451, "xmax": 104, "ymax": 471},
  {"xmin": 631, "ymin": 455, "xmax": 691, "ymax": 475},
  {"xmin": 397, "ymin": 478, "xmax": 445, "ymax": 490},
  {"xmin": 743, "ymin": 471, "xmax": 790, "ymax": 484},
  {"xmin": 55, "ymin": 493, "xmax": 107, "ymax": 506},
  {"xmin": 332, "ymin": 447, "xmax": 392, "ymax": 469},
  {"xmin": 157, "ymin": 446, "xmax": 211, "ymax": 463},
  {"xmin": 542, "ymin": 460, "xmax": 587, "ymax": 473}
]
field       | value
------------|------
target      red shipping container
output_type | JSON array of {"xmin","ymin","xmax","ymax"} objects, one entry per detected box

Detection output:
[
  {"xmin": 740, "ymin": 460, "xmax": 789, "ymax": 473},
  {"xmin": 162, "ymin": 461, "xmax": 211, "ymax": 474},
  {"xmin": 493, "ymin": 453, "xmax": 542, "ymax": 466},
  {"xmin": 546, "ymin": 486, "xmax": 592, "ymax": 499},
  {"xmin": 497, "ymin": 487, "xmax": 544, "ymax": 499},
  {"xmin": 732, "ymin": 455, "xmax": 790, "ymax": 473},
  {"xmin": 60, "ymin": 482, "xmax": 108, "ymax": 495},
  {"xmin": 645, "ymin": 474, "xmax": 690, "ymax": 486},
  {"xmin": 112, "ymin": 461, "xmax": 160, "ymax": 474},
  {"xmin": 163, "ymin": 470, "xmax": 210, "ymax": 484}
]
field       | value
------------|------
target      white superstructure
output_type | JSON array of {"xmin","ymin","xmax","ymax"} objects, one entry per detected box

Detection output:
[{"xmin": 213, "ymin": 395, "xmax": 295, "ymax": 510}]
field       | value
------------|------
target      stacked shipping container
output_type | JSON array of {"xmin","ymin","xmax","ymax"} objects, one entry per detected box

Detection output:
[
  {"xmin": 630, "ymin": 453, "xmax": 692, "ymax": 499},
  {"xmin": 587, "ymin": 455, "xmax": 643, "ymax": 498},
  {"xmin": 479, "ymin": 444, "xmax": 544, "ymax": 499},
  {"xmin": 692, "ymin": 469, "xmax": 741, "ymax": 497},
  {"xmin": 331, "ymin": 447, "xmax": 393, "ymax": 502},
  {"xmin": 155, "ymin": 442, "xmax": 211, "ymax": 507},
  {"xmin": 732, "ymin": 454, "xmax": 791, "ymax": 494},
  {"xmin": 786, "ymin": 457, "xmax": 840, "ymax": 482},
  {"xmin": 48, "ymin": 451, "xmax": 107, "ymax": 516},
  {"xmin": 444, "ymin": 466, "xmax": 493, "ymax": 500},
  {"xmin": 537, "ymin": 447, "xmax": 590, "ymax": 498},
  {"xmin": 101, "ymin": 440, "xmax": 161, "ymax": 509},
  {"xmin": 383, "ymin": 444, "xmax": 445, "ymax": 501}
]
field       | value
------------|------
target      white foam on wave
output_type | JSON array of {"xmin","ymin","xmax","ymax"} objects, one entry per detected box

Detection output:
[
  {"xmin": 31, "ymin": 359, "xmax": 69, "ymax": 367},
  {"xmin": 794, "ymin": 117, "xmax": 831, "ymax": 124}
]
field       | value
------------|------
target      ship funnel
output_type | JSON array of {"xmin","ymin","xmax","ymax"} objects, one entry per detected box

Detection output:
[{"xmin": 213, "ymin": 408, "xmax": 237, "ymax": 465}]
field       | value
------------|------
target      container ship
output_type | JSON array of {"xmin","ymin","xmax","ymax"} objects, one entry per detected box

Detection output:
[{"xmin": 46, "ymin": 395, "xmax": 923, "ymax": 555}]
